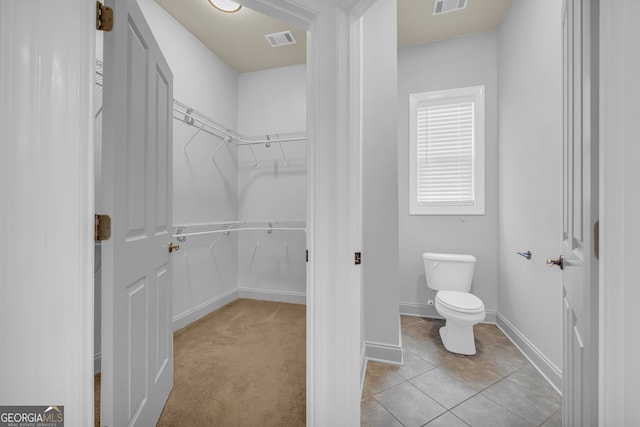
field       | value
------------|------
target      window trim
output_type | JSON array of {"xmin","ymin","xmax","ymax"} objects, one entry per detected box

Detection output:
[{"xmin": 409, "ymin": 85, "xmax": 485, "ymax": 215}]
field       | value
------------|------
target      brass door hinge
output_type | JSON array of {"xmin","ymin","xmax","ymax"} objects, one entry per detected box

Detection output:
[
  {"xmin": 594, "ymin": 220, "xmax": 599, "ymax": 260},
  {"xmin": 95, "ymin": 214, "xmax": 112, "ymax": 241},
  {"xmin": 96, "ymin": 1, "xmax": 113, "ymax": 32},
  {"xmin": 354, "ymin": 252, "xmax": 362, "ymax": 265}
]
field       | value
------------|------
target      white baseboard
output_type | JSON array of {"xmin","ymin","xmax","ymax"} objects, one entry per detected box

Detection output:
[
  {"xmin": 399, "ymin": 302, "xmax": 497, "ymax": 324},
  {"xmin": 94, "ymin": 352, "xmax": 101, "ymax": 374},
  {"xmin": 364, "ymin": 341, "xmax": 403, "ymax": 365},
  {"xmin": 360, "ymin": 342, "xmax": 368, "ymax": 396},
  {"xmin": 361, "ymin": 320, "xmax": 405, "ymax": 397},
  {"xmin": 172, "ymin": 288, "xmax": 238, "ymax": 331},
  {"xmin": 496, "ymin": 313, "xmax": 562, "ymax": 393},
  {"xmin": 237, "ymin": 287, "xmax": 306, "ymax": 305}
]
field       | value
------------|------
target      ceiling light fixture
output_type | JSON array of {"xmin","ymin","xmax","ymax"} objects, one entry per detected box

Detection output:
[{"xmin": 208, "ymin": 0, "xmax": 242, "ymax": 13}]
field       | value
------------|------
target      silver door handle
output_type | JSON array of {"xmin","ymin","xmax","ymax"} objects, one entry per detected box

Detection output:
[{"xmin": 546, "ymin": 255, "xmax": 564, "ymax": 270}]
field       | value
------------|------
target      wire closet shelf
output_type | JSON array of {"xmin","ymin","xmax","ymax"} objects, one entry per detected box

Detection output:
[
  {"xmin": 94, "ymin": 60, "xmax": 306, "ymax": 166},
  {"xmin": 173, "ymin": 221, "xmax": 306, "ymax": 253},
  {"xmin": 173, "ymin": 99, "xmax": 305, "ymax": 167},
  {"xmin": 173, "ymin": 221, "xmax": 306, "ymax": 239}
]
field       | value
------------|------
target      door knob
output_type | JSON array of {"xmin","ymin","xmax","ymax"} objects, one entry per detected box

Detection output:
[
  {"xmin": 168, "ymin": 242, "xmax": 180, "ymax": 253},
  {"xmin": 546, "ymin": 255, "xmax": 564, "ymax": 270}
]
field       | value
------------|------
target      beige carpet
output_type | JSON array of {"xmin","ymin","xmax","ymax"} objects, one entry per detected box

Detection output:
[{"xmin": 157, "ymin": 298, "xmax": 306, "ymax": 426}]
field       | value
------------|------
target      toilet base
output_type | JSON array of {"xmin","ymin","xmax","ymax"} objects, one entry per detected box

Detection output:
[{"xmin": 439, "ymin": 322, "xmax": 477, "ymax": 355}]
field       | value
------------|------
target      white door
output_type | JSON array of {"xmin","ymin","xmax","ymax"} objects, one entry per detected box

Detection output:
[
  {"xmin": 556, "ymin": 0, "xmax": 599, "ymax": 425},
  {"xmin": 101, "ymin": 0, "xmax": 174, "ymax": 425}
]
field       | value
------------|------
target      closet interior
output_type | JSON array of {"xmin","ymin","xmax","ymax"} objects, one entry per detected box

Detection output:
[{"xmin": 93, "ymin": 0, "xmax": 309, "ymax": 369}]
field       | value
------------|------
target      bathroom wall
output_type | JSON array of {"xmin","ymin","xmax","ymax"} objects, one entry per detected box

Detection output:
[
  {"xmin": 362, "ymin": 0, "xmax": 401, "ymax": 363},
  {"xmin": 497, "ymin": 0, "xmax": 563, "ymax": 384},
  {"xmin": 138, "ymin": 0, "xmax": 240, "ymax": 330},
  {"xmin": 236, "ymin": 65, "xmax": 307, "ymax": 301},
  {"xmin": 397, "ymin": 32, "xmax": 499, "ymax": 321}
]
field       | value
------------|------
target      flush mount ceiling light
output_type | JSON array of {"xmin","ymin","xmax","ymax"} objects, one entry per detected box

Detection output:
[{"xmin": 208, "ymin": 0, "xmax": 242, "ymax": 13}]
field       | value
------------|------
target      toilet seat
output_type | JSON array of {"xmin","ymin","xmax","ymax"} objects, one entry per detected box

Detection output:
[{"xmin": 436, "ymin": 290, "xmax": 484, "ymax": 314}]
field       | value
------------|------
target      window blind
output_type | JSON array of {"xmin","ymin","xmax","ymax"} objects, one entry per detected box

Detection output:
[{"xmin": 416, "ymin": 101, "xmax": 474, "ymax": 206}]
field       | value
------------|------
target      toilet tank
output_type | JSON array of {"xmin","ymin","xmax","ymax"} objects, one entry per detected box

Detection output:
[{"xmin": 422, "ymin": 252, "xmax": 476, "ymax": 292}]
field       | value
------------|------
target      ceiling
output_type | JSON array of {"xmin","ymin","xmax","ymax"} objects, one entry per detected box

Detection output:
[{"xmin": 154, "ymin": 0, "xmax": 512, "ymax": 74}]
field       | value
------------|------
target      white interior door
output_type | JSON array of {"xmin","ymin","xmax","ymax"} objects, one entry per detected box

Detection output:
[
  {"xmin": 101, "ymin": 0, "xmax": 174, "ymax": 425},
  {"xmin": 558, "ymin": 0, "xmax": 599, "ymax": 425}
]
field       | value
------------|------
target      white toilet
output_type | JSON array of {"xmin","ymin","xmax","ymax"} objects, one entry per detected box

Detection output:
[{"xmin": 423, "ymin": 252, "xmax": 486, "ymax": 355}]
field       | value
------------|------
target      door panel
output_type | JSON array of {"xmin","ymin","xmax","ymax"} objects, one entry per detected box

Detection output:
[
  {"xmin": 102, "ymin": 0, "xmax": 174, "ymax": 425},
  {"xmin": 560, "ymin": 0, "xmax": 598, "ymax": 425}
]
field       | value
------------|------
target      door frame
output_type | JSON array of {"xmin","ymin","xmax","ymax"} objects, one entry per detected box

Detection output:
[
  {"xmin": 598, "ymin": 0, "xmax": 640, "ymax": 424},
  {"xmin": 237, "ymin": 1, "xmax": 375, "ymax": 423}
]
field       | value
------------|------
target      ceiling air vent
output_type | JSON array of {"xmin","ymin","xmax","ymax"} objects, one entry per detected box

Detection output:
[
  {"xmin": 433, "ymin": 0, "xmax": 468, "ymax": 15},
  {"xmin": 265, "ymin": 30, "xmax": 296, "ymax": 47}
]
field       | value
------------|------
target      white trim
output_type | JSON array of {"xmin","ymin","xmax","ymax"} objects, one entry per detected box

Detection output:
[
  {"xmin": 360, "ymin": 320, "xmax": 404, "ymax": 397},
  {"xmin": 365, "ymin": 341, "xmax": 404, "ymax": 366},
  {"xmin": 172, "ymin": 288, "xmax": 238, "ymax": 331},
  {"xmin": 360, "ymin": 342, "xmax": 368, "ymax": 396},
  {"xmin": 496, "ymin": 314, "xmax": 562, "ymax": 394},
  {"xmin": 237, "ymin": 287, "xmax": 306, "ymax": 305},
  {"xmin": 0, "ymin": 1, "xmax": 95, "ymax": 424},
  {"xmin": 399, "ymin": 302, "xmax": 497, "ymax": 324},
  {"xmin": 95, "ymin": 352, "xmax": 102, "ymax": 374},
  {"xmin": 599, "ymin": 0, "xmax": 639, "ymax": 423}
]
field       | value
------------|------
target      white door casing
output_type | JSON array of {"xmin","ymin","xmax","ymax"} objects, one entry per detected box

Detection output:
[
  {"xmin": 560, "ymin": 0, "xmax": 599, "ymax": 425},
  {"xmin": 101, "ymin": 0, "xmax": 174, "ymax": 425},
  {"xmin": 239, "ymin": 1, "xmax": 373, "ymax": 423},
  {"xmin": 599, "ymin": 0, "xmax": 640, "ymax": 424},
  {"xmin": 0, "ymin": 1, "xmax": 95, "ymax": 425}
]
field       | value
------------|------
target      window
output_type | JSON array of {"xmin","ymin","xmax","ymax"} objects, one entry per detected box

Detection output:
[{"xmin": 409, "ymin": 85, "xmax": 485, "ymax": 215}]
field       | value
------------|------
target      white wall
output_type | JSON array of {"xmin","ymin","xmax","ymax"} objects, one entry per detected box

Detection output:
[
  {"xmin": 397, "ymin": 32, "xmax": 499, "ymax": 320},
  {"xmin": 497, "ymin": 0, "xmax": 563, "ymax": 381},
  {"xmin": 362, "ymin": 0, "xmax": 401, "ymax": 362},
  {"xmin": 138, "ymin": 0, "xmax": 240, "ymax": 328},
  {"xmin": 236, "ymin": 65, "xmax": 307, "ymax": 299}
]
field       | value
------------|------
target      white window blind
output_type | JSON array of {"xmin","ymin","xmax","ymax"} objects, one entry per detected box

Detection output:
[
  {"xmin": 417, "ymin": 101, "xmax": 474, "ymax": 206},
  {"xmin": 409, "ymin": 86, "xmax": 484, "ymax": 215}
]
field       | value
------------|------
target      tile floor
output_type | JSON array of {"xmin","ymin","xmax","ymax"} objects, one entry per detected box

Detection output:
[{"xmin": 361, "ymin": 316, "xmax": 562, "ymax": 427}]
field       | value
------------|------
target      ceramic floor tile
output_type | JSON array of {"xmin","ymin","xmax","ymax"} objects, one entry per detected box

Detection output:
[
  {"xmin": 451, "ymin": 394, "xmax": 534, "ymax": 427},
  {"xmin": 410, "ymin": 368, "xmax": 477, "ymax": 409},
  {"xmin": 482, "ymin": 366, "xmax": 561, "ymax": 425},
  {"xmin": 540, "ymin": 408, "xmax": 562, "ymax": 427},
  {"xmin": 439, "ymin": 356, "xmax": 503, "ymax": 391},
  {"xmin": 397, "ymin": 349, "xmax": 435, "ymax": 380},
  {"xmin": 362, "ymin": 361, "xmax": 405, "ymax": 397},
  {"xmin": 401, "ymin": 315, "xmax": 427, "ymax": 329},
  {"xmin": 402, "ymin": 335, "xmax": 451, "ymax": 367},
  {"xmin": 507, "ymin": 364, "xmax": 561, "ymax": 396},
  {"xmin": 360, "ymin": 396, "xmax": 403, "ymax": 427},
  {"xmin": 361, "ymin": 316, "xmax": 561, "ymax": 427},
  {"xmin": 474, "ymin": 343, "xmax": 528, "ymax": 376},
  {"xmin": 374, "ymin": 382, "xmax": 446, "ymax": 427},
  {"xmin": 424, "ymin": 412, "xmax": 471, "ymax": 427},
  {"xmin": 473, "ymin": 324, "xmax": 512, "ymax": 347}
]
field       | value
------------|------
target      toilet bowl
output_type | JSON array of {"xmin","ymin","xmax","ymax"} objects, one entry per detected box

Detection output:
[{"xmin": 423, "ymin": 253, "xmax": 486, "ymax": 355}]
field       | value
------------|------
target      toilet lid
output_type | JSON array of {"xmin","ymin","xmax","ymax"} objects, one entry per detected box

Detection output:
[{"xmin": 436, "ymin": 291, "xmax": 485, "ymax": 314}]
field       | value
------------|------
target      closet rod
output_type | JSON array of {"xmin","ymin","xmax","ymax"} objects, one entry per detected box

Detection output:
[
  {"xmin": 173, "ymin": 227, "xmax": 306, "ymax": 238},
  {"xmin": 173, "ymin": 99, "xmax": 306, "ymax": 147}
]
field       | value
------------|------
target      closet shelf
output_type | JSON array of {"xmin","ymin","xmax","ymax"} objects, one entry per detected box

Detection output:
[
  {"xmin": 173, "ymin": 99, "xmax": 305, "ymax": 167},
  {"xmin": 173, "ymin": 221, "xmax": 306, "ymax": 239},
  {"xmin": 173, "ymin": 221, "xmax": 306, "ymax": 254},
  {"xmin": 94, "ymin": 61, "xmax": 305, "ymax": 167}
]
